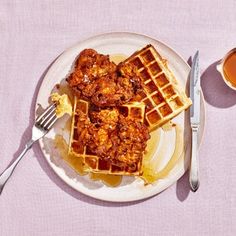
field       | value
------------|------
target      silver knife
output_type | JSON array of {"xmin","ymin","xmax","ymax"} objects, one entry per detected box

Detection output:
[{"xmin": 189, "ymin": 51, "xmax": 201, "ymax": 192}]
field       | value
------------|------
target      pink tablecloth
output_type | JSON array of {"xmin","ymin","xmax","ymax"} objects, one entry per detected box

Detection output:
[{"xmin": 0, "ymin": 1, "xmax": 235, "ymax": 235}]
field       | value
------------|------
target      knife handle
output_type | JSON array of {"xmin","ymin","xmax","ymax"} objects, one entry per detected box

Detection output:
[{"xmin": 189, "ymin": 126, "xmax": 200, "ymax": 192}]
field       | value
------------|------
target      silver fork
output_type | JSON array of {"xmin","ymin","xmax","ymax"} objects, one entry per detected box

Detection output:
[{"xmin": 0, "ymin": 102, "xmax": 58, "ymax": 194}]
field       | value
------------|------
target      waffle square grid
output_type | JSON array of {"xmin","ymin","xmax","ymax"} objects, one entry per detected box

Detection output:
[
  {"xmin": 125, "ymin": 44, "xmax": 192, "ymax": 130},
  {"xmin": 69, "ymin": 98, "xmax": 146, "ymax": 176}
]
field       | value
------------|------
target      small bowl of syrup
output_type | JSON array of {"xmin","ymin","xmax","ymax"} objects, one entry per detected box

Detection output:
[{"xmin": 217, "ymin": 48, "xmax": 236, "ymax": 90}]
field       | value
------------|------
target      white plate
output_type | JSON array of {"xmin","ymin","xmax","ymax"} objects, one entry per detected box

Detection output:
[{"xmin": 36, "ymin": 32, "xmax": 205, "ymax": 202}]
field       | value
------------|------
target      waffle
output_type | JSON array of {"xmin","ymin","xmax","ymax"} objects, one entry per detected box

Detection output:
[
  {"xmin": 124, "ymin": 44, "xmax": 192, "ymax": 130},
  {"xmin": 68, "ymin": 97, "xmax": 146, "ymax": 176}
]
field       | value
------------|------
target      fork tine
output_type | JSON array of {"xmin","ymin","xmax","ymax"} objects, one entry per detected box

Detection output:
[
  {"xmin": 38, "ymin": 106, "xmax": 57, "ymax": 127},
  {"xmin": 45, "ymin": 114, "xmax": 58, "ymax": 130},
  {"xmin": 36, "ymin": 103, "xmax": 57, "ymax": 123}
]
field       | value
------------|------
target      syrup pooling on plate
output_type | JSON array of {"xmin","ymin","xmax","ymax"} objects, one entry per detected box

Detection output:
[
  {"xmin": 54, "ymin": 134, "xmax": 123, "ymax": 186},
  {"xmin": 54, "ymin": 135, "xmax": 87, "ymax": 175},
  {"xmin": 142, "ymin": 124, "xmax": 184, "ymax": 183},
  {"xmin": 89, "ymin": 173, "xmax": 122, "ymax": 187}
]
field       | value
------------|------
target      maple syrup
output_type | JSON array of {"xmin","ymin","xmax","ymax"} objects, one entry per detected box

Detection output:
[
  {"xmin": 110, "ymin": 54, "xmax": 127, "ymax": 64},
  {"xmin": 89, "ymin": 173, "xmax": 122, "ymax": 187},
  {"xmin": 223, "ymin": 50, "xmax": 236, "ymax": 87},
  {"xmin": 142, "ymin": 124, "xmax": 184, "ymax": 184},
  {"xmin": 54, "ymin": 135, "xmax": 123, "ymax": 186}
]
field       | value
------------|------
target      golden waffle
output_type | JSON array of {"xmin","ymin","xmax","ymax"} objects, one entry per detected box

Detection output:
[
  {"xmin": 69, "ymin": 97, "xmax": 146, "ymax": 176},
  {"xmin": 124, "ymin": 44, "xmax": 192, "ymax": 130}
]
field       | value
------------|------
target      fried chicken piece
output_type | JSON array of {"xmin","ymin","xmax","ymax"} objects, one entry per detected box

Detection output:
[
  {"xmin": 67, "ymin": 49, "xmax": 116, "ymax": 98},
  {"xmin": 120, "ymin": 115, "xmax": 150, "ymax": 152},
  {"xmin": 75, "ymin": 49, "xmax": 117, "ymax": 78},
  {"xmin": 86, "ymin": 108, "xmax": 119, "ymax": 157},
  {"xmin": 76, "ymin": 110, "xmax": 91, "ymax": 146},
  {"xmin": 90, "ymin": 75, "xmax": 121, "ymax": 107},
  {"xmin": 115, "ymin": 116, "xmax": 150, "ymax": 165},
  {"xmin": 89, "ymin": 108, "xmax": 119, "ymax": 130},
  {"xmin": 75, "ymin": 107, "xmax": 150, "ymax": 165},
  {"xmin": 117, "ymin": 62, "xmax": 142, "ymax": 94},
  {"xmin": 67, "ymin": 49, "xmax": 143, "ymax": 107}
]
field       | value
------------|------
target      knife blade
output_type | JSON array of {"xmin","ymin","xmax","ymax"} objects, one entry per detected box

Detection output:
[{"xmin": 189, "ymin": 51, "xmax": 200, "ymax": 192}]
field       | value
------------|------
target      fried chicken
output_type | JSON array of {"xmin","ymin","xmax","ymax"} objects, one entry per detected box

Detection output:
[
  {"xmin": 67, "ymin": 48, "xmax": 151, "ymax": 174},
  {"xmin": 67, "ymin": 49, "xmax": 143, "ymax": 107},
  {"xmin": 75, "ymin": 108, "xmax": 150, "ymax": 166}
]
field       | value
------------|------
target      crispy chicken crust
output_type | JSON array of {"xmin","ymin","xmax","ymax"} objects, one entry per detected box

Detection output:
[
  {"xmin": 76, "ymin": 108, "xmax": 150, "ymax": 166},
  {"xmin": 67, "ymin": 49, "xmax": 143, "ymax": 107},
  {"xmin": 68, "ymin": 48, "xmax": 150, "ymax": 171}
]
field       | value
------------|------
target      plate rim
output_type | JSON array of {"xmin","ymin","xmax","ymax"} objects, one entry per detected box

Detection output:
[{"xmin": 36, "ymin": 31, "xmax": 206, "ymax": 202}]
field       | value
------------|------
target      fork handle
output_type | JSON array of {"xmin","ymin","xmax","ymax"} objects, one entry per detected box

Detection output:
[
  {"xmin": 0, "ymin": 140, "xmax": 34, "ymax": 194},
  {"xmin": 189, "ymin": 126, "xmax": 200, "ymax": 192}
]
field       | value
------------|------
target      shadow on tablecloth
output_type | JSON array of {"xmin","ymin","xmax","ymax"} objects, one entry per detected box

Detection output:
[
  {"xmin": 201, "ymin": 60, "xmax": 236, "ymax": 108},
  {"xmin": 7, "ymin": 60, "xmax": 58, "ymax": 170},
  {"xmin": 176, "ymin": 171, "xmax": 191, "ymax": 201}
]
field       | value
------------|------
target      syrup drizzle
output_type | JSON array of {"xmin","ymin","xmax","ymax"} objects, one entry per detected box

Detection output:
[{"xmin": 223, "ymin": 51, "xmax": 236, "ymax": 87}]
